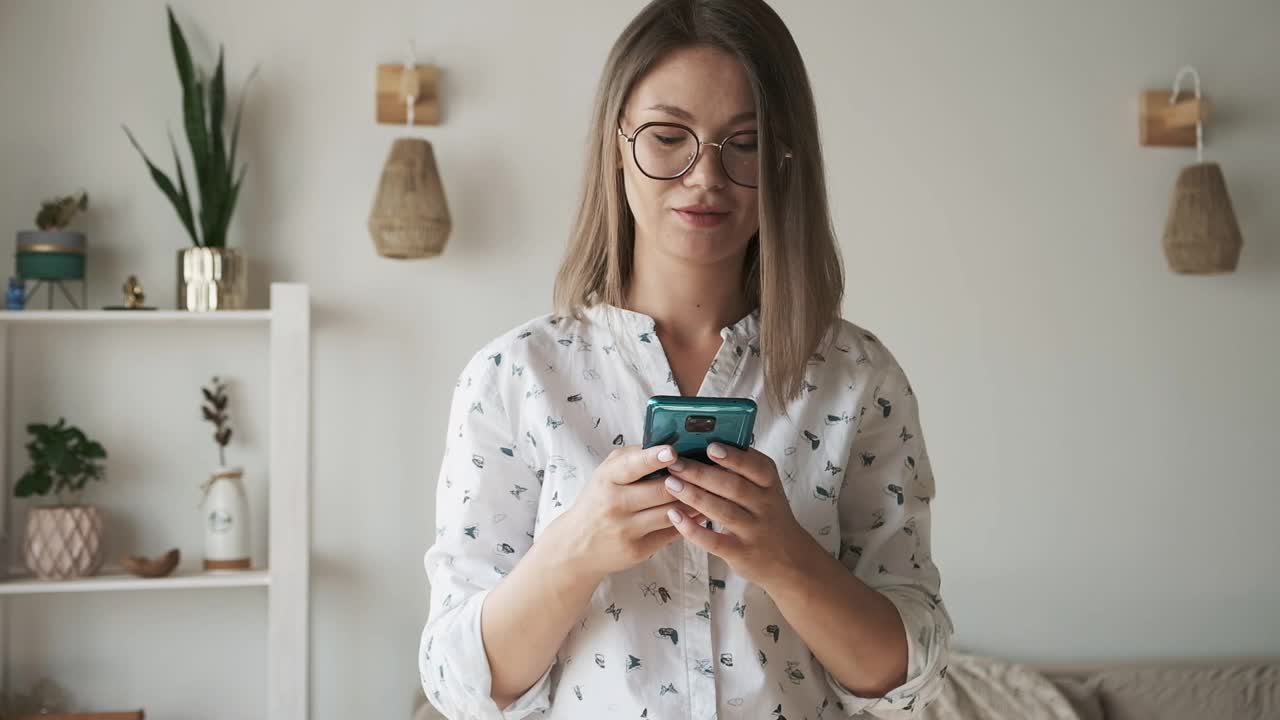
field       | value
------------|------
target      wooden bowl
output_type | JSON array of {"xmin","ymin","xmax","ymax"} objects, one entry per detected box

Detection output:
[{"xmin": 120, "ymin": 548, "xmax": 180, "ymax": 578}]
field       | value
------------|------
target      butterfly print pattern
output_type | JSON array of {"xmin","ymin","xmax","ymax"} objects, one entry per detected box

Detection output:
[{"xmin": 420, "ymin": 303, "xmax": 953, "ymax": 719}]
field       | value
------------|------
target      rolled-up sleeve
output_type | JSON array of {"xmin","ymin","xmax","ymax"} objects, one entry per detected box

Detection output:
[
  {"xmin": 418, "ymin": 347, "xmax": 553, "ymax": 720},
  {"xmin": 825, "ymin": 346, "xmax": 954, "ymax": 717}
]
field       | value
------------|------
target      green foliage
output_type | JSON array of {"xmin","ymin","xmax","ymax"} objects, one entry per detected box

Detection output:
[
  {"xmin": 34, "ymin": 191, "xmax": 89, "ymax": 230},
  {"xmin": 123, "ymin": 6, "xmax": 257, "ymax": 247},
  {"xmin": 14, "ymin": 418, "xmax": 108, "ymax": 503}
]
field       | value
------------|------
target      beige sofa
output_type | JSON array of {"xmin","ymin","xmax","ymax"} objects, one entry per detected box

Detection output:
[
  {"xmin": 411, "ymin": 652, "xmax": 1280, "ymax": 719},
  {"xmin": 919, "ymin": 653, "xmax": 1280, "ymax": 720}
]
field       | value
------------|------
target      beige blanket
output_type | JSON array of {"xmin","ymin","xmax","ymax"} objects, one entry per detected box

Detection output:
[{"xmin": 920, "ymin": 652, "xmax": 1088, "ymax": 720}]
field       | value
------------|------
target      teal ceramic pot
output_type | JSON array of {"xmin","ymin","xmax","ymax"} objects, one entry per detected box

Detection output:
[{"xmin": 16, "ymin": 230, "xmax": 87, "ymax": 280}]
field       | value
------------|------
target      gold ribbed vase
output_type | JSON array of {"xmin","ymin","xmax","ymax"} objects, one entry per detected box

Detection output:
[{"xmin": 178, "ymin": 247, "xmax": 248, "ymax": 310}]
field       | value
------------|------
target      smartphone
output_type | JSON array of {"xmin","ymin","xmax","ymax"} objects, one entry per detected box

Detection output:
[{"xmin": 641, "ymin": 396, "xmax": 758, "ymax": 479}]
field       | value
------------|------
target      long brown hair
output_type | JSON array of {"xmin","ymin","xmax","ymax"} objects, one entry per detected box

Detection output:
[{"xmin": 554, "ymin": 0, "xmax": 844, "ymax": 413}]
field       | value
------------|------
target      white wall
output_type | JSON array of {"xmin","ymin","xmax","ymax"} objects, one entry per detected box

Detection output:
[{"xmin": 1, "ymin": 0, "xmax": 1277, "ymax": 717}]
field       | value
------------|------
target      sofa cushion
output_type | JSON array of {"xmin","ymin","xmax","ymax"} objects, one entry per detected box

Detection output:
[
  {"xmin": 1047, "ymin": 675, "xmax": 1105, "ymax": 720},
  {"xmin": 1090, "ymin": 663, "xmax": 1280, "ymax": 720}
]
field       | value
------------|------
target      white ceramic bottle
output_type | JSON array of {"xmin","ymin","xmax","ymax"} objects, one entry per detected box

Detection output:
[{"xmin": 202, "ymin": 467, "xmax": 251, "ymax": 570}]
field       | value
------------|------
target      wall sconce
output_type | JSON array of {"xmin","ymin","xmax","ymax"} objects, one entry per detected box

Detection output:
[
  {"xmin": 367, "ymin": 42, "xmax": 451, "ymax": 259},
  {"xmin": 1140, "ymin": 65, "xmax": 1242, "ymax": 275}
]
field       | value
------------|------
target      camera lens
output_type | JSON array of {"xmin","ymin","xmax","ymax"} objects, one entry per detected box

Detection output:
[{"xmin": 685, "ymin": 415, "xmax": 716, "ymax": 433}]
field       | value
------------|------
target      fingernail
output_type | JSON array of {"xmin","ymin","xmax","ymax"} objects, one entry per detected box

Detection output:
[
  {"xmin": 665, "ymin": 476, "xmax": 684, "ymax": 493},
  {"xmin": 667, "ymin": 508, "xmax": 684, "ymax": 524},
  {"xmin": 657, "ymin": 447, "xmax": 674, "ymax": 462},
  {"xmin": 707, "ymin": 442, "xmax": 727, "ymax": 459},
  {"xmin": 669, "ymin": 458, "xmax": 685, "ymax": 471}
]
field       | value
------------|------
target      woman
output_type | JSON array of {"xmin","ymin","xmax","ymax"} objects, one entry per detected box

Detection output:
[{"xmin": 419, "ymin": 1, "xmax": 953, "ymax": 718}]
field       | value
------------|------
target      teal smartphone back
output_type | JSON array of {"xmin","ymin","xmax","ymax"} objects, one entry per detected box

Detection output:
[{"xmin": 642, "ymin": 395, "xmax": 758, "ymax": 465}]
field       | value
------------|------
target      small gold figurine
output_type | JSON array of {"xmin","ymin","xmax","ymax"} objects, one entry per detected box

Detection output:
[
  {"xmin": 123, "ymin": 275, "xmax": 145, "ymax": 309},
  {"xmin": 102, "ymin": 274, "xmax": 155, "ymax": 311}
]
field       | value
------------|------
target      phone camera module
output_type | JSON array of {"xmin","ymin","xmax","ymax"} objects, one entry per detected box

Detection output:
[{"xmin": 685, "ymin": 415, "xmax": 716, "ymax": 433}]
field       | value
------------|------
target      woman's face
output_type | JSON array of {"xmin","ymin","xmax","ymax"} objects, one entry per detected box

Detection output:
[{"xmin": 618, "ymin": 45, "xmax": 760, "ymax": 268}]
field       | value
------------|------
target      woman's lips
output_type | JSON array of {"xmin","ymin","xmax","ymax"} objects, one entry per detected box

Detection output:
[{"xmin": 674, "ymin": 209, "xmax": 729, "ymax": 227}]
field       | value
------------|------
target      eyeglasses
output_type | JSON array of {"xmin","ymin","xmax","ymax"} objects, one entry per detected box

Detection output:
[{"xmin": 616, "ymin": 121, "xmax": 790, "ymax": 189}]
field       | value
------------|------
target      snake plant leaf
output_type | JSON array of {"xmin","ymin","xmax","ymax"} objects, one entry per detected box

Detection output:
[
  {"xmin": 203, "ymin": 47, "xmax": 229, "ymax": 246},
  {"xmin": 123, "ymin": 124, "xmax": 199, "ymax": 245},
  {"xmin": 167, "ymin": 128, "xmax": 199, "ymax": 245},
  {"xmin": 210, "ymin": 45, "xmax": 227, "ymax": 177},
  {"xmin": 228, "ymin": 64, "xmax": 258, "ymax": 183},
  {"xmin": 214, "ymin": 163, "xmax": 248, "ymax": 251},
  {"xmin": 169, "ymin": 6, "xmax": 210, "ymax": 208}
]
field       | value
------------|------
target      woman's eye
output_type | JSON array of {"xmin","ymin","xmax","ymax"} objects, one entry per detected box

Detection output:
[
  {"xmin": 730, "ymin": 141, "xmax": 758, "ymax": 152},
  {"xmin": 655, "ymin": 135, "xmax": 685, "ymax": 146}
]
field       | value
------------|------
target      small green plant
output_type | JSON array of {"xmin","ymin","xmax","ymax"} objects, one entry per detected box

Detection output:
[
  {"xmin": 123, "ymin": 6, "xmax": 258, "ymax": 248},
  {"xmin": 34, "ymin": 191, "xmax": 89, "ymax": 230},
  {"xmin": 201, "ymin": 376, "xmax": 233, "ymax": 466},
  {"xmin": 14, "ymin": 419, "xmax": 108, "ymax": 504}
]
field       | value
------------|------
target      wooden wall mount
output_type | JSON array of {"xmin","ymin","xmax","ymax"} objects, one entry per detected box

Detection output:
[
  {"xmin": 376, "ymin": 64, "xmax": 441, "ymax": 126},
  {"xmin": 1139, "ymin": 90, "xmax": 1211, "ymax": 147}
]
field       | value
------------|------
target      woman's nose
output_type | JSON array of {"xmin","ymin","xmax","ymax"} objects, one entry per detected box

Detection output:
[{"xmin": 683, "ymin": 142, "xmax": 728, "ymax": 190}]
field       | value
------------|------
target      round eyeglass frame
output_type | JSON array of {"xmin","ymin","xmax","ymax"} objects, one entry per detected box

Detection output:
[{"xmin": 616, "ymin": 121, "xmax": 791, "ymax": 189}]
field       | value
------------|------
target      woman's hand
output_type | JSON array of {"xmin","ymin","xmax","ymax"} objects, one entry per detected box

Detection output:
[
  {"xmin": 548, "ymin": 444, "xmax": 704, "ymax": 583},
  {"xmin": 661, "ymin": 442, "xmax": 816, "ymax": 587}
]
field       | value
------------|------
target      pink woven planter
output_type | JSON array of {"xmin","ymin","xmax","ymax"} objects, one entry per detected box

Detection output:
[{"xmin": 23, "ymin": 505, "xmax": 105, "ymax": 580}]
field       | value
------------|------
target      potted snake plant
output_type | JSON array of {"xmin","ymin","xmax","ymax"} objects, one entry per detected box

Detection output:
[{"xmin": 123, "ymin": 6, "xmax": 258, "ymax": 311}]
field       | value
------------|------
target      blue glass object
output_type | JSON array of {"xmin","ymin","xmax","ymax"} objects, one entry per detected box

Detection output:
[{"xmin": 6, "ymin": 277, "xmax": 25, "ymax": 310}]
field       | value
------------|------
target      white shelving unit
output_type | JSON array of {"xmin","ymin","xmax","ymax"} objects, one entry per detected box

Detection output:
[
  {"xmin": 0, "ymin": 310, "xmax": 274, "ymax": 324},
  {"xmin": 0, "ymin": 282, "xmax": 310, "ymax": 719},
  {"xmin": 0, "ymin": 568, "xmax": 271, "ymax": 595}
]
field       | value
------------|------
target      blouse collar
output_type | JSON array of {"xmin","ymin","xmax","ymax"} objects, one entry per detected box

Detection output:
[{"xmin": 581, "ymin": 301, "xmax": 761, "ymax": 343}]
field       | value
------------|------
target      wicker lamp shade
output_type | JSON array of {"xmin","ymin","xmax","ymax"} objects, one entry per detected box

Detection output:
[
  {"xmin": 1162, "ymin": 161, "xmax": 1243, "ymax": 274},
  {"xmin": 368, "ymin": 137, "xmax": 451, "ymax": 259}
]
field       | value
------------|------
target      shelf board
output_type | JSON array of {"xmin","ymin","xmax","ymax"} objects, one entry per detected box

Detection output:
[
  {"xmin": 0, "ymin": 568, "xmax": 270, "ymax": 595},
  {"xmin": 0, "ymin": 309, "xmax": 271, "ymax": 324}
]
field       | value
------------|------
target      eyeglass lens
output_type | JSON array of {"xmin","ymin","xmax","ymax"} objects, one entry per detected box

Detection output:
[{"xmin": 631, "ymin": 124, "xmax": 760, "ymax": 187}]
